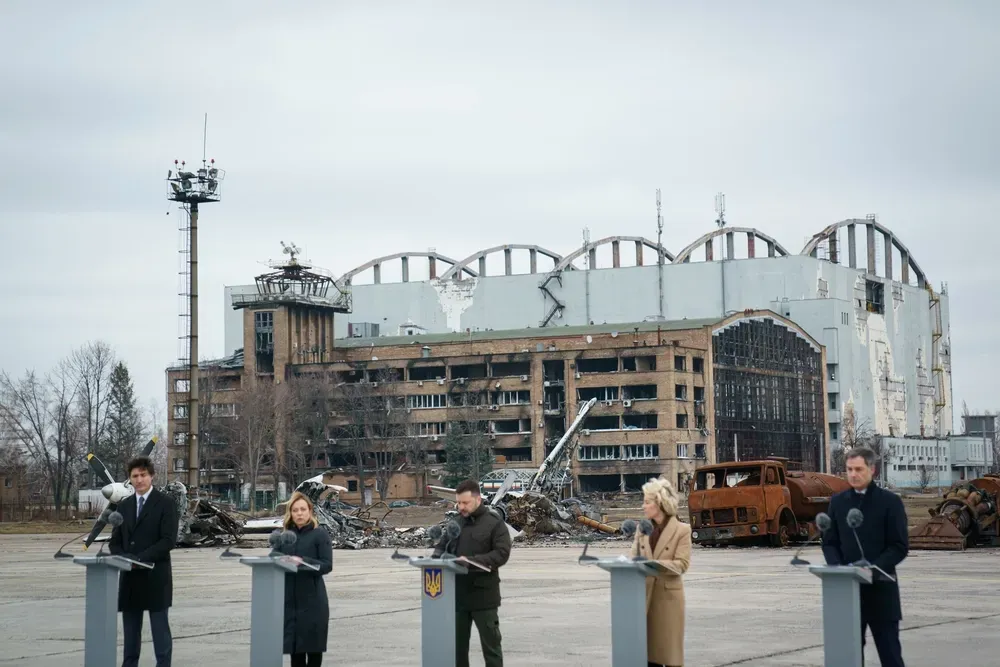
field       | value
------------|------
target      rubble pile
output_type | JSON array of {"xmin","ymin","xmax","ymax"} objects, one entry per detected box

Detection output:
[
  {"xmin": 506, "ymin": 492, "xmax": 618, "ymax": 540},
  {"xmin": 296, "ymin": 481, "xmax": 434, "ymax": 550},
  {"xmin": 162, "ymin": 481, "xmax": 243, "ymax": 547}
]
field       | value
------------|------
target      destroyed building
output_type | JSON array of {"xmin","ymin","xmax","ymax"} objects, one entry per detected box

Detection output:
[{"xmin": 164, "ymin": 239, "xmax": 831, "ymax": 502}]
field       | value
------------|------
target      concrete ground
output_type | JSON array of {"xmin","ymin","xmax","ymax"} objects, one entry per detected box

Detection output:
[{"xmin": 1, "ymin": 534, "xmax": 998, "ymax": 666}]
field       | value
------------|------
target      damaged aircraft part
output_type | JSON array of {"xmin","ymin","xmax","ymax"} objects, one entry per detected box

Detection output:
[
  {"xmin": 505, "ymin": 491, "xmax": 613, "ymax": 539},
  {"xmin": 162, "ymin": 481, "xmax": 244, "ymax": 547},
  {"xmin": 909, "ymin": 475, "xmax": 1000, "ymax": 550}
]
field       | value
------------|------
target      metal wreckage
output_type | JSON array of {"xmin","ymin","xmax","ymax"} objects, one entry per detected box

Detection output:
[
  {"xmin": 256, "ymin": 397, "xmax": 623, "ymax": 550},
  {"xmin": 82, "ymin": 438, "xmax": 244, "ymax": 549}
]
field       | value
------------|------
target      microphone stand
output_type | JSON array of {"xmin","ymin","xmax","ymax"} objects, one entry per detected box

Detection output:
[{"xmin": 53, "ymin": 531, "xmax": 92, "ymax": 559}]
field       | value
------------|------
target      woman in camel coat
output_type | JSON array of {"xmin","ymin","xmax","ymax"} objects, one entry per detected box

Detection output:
[{"xmin": 630, "ymin": 476, "xmax": 693, "ymax": 667}]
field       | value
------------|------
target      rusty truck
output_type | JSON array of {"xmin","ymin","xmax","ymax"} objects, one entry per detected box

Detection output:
[{"xmin": 688, "ymin": 457, "xmax": 852, "ymax": 547}]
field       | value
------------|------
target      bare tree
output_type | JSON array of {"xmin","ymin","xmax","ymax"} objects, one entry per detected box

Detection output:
[
  {"xmin": 146, "ymin": 398, "xmax": 168, "ymax": 476},
  {"xmin": 832, "ymin": 406, "xmax": 885, "ymax": 477},
  {"xmin": 443, "ymin": 388, "xmax": 493, "ymax": 486},
  {"xmin": 0, "ymin": 363, "xmax": 84, "ymax": 510},
  {"xmin": 332, "ymin": 368, "xmax": 410, "ymax": 506},
  {"xmin": 916, "ymin": 463, "xmax": 934, "ymax": 491},
  {"xmin": 70, "ymin": 341, "xmax": 115, "ymax": 465},
  {"xmin": 214, "ymin": 379, "xmax": 286, "ymax": 512},
  {"xmin": 282, "ymin": 372, "xmax": 337, "ymax": 489}
]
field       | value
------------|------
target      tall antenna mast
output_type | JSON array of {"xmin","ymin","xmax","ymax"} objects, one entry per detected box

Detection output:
[
  {"xmin": 714, "ymin": 192, "xmax": 727, "ymax": 259},
  {"xmin": 167, "ymin": 125, "xmax": 224, "ymax": 498},
  {"xmin": 656, "ymin": 189, "xmax": 665, "ymax": 318}
]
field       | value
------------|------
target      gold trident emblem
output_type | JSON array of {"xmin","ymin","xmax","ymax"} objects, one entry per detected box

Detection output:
[{"xmin": 423, "ymin": 567, "xmax": 443, "ymax": 599}]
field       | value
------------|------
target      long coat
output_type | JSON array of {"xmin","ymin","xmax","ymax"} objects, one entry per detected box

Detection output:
[
  {"xmin": 275, "ymin": 523, "xmax": 333, "ymax": 654},
  {"xmin": 108, "ymin": 488, "xmax": 179, "ymax": 612},
  {"xmin": 432, "ymin": 502, "xmax": 512, "ymax": 612},
  {"xmin": 821, "ymin": 483, "xmax": 909, "ymax": 621},
  {"xmin": 631, "ymin": 516, "xmax": 692, "ymax": 667}
]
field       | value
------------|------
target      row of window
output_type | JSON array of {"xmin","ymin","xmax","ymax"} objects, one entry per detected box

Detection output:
[{"xmin": 577, "ymin": 443, "xmax": 708, "ymax": 461}]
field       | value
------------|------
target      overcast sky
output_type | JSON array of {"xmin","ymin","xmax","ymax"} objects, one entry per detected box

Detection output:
[{"xmin": 1, "ymin": 1, "xmax": 996, "ymax": 432}]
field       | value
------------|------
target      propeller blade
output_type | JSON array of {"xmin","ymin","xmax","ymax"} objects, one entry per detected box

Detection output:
[
  {"xmin": 82, "ymin": 502, "xmax": 117, "ymax": 549},
  {"xmin": 86, "ymin": 453, "xmax": 114, "ymax": 486},
  {"xmin": 140, "ymin": 436, "xmax": 157, "ymax": 458}
]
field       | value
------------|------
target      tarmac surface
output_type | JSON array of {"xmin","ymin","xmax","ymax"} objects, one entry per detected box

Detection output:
[{"xmin": 1, "ymin": 534, "xmax": 998, "ymax": 666}]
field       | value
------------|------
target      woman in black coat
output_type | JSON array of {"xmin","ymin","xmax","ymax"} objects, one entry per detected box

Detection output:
[{"xmin": 276, "ymin": 491, "xmax": 333, "ymax": 667}]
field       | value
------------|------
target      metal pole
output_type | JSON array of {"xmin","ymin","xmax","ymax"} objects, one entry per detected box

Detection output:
[
  {"xmin": 188, "ymin": 202, "xmax": 200, "ymax": 496},
  {"xmin": 734, "ymin": 433, "xmax": 738, "ymax": 462}
]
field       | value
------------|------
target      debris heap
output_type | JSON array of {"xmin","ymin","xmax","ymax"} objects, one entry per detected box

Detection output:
[
  {"xmin": 163, "ymin": 481, "xmax": 243, "ymax": 547},
  {"xmin": 506, "ymin": 492, "xmax": 619, "ymax": 540},
  {"xmin": 296, "ymin": 481, "xmax": 433, "ymax": 550}
]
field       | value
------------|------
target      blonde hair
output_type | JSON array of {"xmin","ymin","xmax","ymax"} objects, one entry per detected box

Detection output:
[
  {"xmin": 283, "ymin": 491, "xmax": 319, "ymax": 529},
  {"xmin": 642, "ymin": 476, "xmax": 679, "ymax": 518}
]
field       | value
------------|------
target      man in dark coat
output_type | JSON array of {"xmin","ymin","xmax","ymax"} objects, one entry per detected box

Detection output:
[
  {"xmin": 109, "ymin": 456, "xmax": 179, "ymax": 667},
  {"xmin": 822, "ymin": 446, "xmax": 908, "ymax": 667},
  {"xmin": 433, "ymin": 479, "xmax": 512, "ymax": 667}
]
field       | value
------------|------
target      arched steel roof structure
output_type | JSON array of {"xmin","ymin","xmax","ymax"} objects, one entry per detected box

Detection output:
[
  {"xmin": 439, "ymin": 244, "xmax": 564, "ymax": 280},
  {"xmin": 550, "ymin": 236, "xmax": 674, "ymax": 273},
  {"xmin": 336, "ymin": 251, "xmax": 478, "ymax": 287},
  {"xmin": 673, "ymin": 227, "xmax": 790, "ymax": 264},
  {"xmin": 800, "ymin": 218, "xmax": 928, "ymax": 286}
]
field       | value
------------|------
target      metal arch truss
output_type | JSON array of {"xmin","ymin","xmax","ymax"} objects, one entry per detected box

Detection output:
[
  {"xmin": 439, "ymin": 244, "xmax": 565, "ymax": 280},
  {"xmin": 335, "ymin": 251, "xmax": 478, "ymax": 288},
  {"xmin": 539, "ymin": 236, "xmax": 675, "ymax": 327},
  {"xmin": 800, "ymin": 218, "xmax": 929, "ymax": 287},
  {"xmin": 673, "ymin": 227, "xmax": 790, "ymax": 264}
]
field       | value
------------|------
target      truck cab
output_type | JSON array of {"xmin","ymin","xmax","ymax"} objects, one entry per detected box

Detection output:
[{"xmin": 688, "ymin": 459, "xmax": 795, "ymax": 546}]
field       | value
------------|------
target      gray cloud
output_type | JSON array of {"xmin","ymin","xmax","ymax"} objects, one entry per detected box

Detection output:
[{"xmin": 1, "ymin": 1, "xmax": 997, "ymax": 424}]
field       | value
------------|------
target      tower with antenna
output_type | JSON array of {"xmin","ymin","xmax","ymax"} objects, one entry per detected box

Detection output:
[
  {"xmin": 656, "ymin": 189, "xmax": 665, "ymax": 318},
  {"xmin": 167, "ymin": 122, "xmax": 224, "ymax": 496}
]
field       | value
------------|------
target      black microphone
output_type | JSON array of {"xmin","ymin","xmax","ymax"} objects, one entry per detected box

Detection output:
[
  {"xmin": 96, "ymin": 512, "xmax": 124, "ymax": 556},
  {"xmin": 427, "ymin": 524, "xmax": 443, "ymax": 543},
  {"xmin": 620, "ymin": 519, "xmax": 637, "ymax": 538},
  {"xmin": 791, "ymin": 512, "xmax": 831, "ymax": 566},
  {"xmin": 638, "ymin": 519, "xmax": 653, "ymax": 537},
  {"xmin": 53, "ymin": 531, "xmax": 94, "ymax": 559},
  {"xmin": 268, "ymin": 529, "xmax": 282, "ymax": 549},
  {"xmin": 441, "ymin": 520, "xmax": 462, "ymax": 558},
  {"xmin": 279, "ymin": 530, "xmax": 297, "ymax": 546}
]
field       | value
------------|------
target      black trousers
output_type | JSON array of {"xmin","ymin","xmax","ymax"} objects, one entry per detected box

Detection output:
[
  {"xmin": 456, "ymin": 607, "xmax": 503, "ymax": 667},
  {"xmin": 861, "ymin": 618, "xmax": 904, "ymax": 667},
  {"xmin": 122, "ymin": 609, "xmax": 172, "ymax": 667},
  {"xmin": 290, "ymin": 653, "xmax": 323, "ymax": 667}
]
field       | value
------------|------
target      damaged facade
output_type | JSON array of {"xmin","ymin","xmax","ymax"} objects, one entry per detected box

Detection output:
[{"xmin": 220, "ymin": 219, "xmax": 951, "ymax": 451}]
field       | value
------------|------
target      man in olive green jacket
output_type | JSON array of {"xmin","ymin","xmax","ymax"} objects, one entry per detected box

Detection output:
[{"xmin": 433, "ymin": 479, "xmax": 512, "ymax": 667}]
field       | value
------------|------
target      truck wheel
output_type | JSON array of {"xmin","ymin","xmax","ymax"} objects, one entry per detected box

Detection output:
[{"xmin": 770, "ymin": 511, "xmax": 795, "ymax": 548}]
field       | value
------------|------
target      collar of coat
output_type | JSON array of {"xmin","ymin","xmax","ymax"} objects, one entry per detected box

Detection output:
[
  {"xmin": 642, "ymin": 514, "xmax": 680, "ymax": 559},
  {"xmin": 465, "ymin": 502, "xmax": 489, "ymax": 523}
]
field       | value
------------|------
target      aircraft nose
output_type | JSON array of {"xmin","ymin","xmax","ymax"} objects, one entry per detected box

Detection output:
[{"xmin": 101, "ymin": 484, "xmax": 115, "ymax": 500}]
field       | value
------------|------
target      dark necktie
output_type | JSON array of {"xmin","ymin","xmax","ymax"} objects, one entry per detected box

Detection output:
[{"xmin": 137, "ymin": 495, "xmax": 145, "ymax": 518}]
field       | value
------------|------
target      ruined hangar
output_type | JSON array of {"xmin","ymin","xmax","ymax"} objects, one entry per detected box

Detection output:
[{"xmin": 222, "ymin": 218, "xmax": 953, "ymax": 472}]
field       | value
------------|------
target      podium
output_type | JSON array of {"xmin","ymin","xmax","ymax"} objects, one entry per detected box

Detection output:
[
  {"xmin": 72, "ymin": 554, "xmax": 152, "ymax": 667},
  {"xmin": 809, "ymin": 565, "xmax": 872, "ymax": 667},
  {"xmin": 238, "ymin": 554, "xmax": 312, "ymax": 667},
  {"xmin": 408, "ymin": 556, "xmax": 469, "ymax": 667},
  {"xmin": 589, "ymin": 555, "xmax": 668, "ymax": 667}
]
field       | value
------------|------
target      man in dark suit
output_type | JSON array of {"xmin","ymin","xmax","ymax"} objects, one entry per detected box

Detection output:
[
  {"xmin": 822, "ymin": 446, "xmax": 908, "ymax": 667},
  {"xmin": 109, "ymin": 456, "xmax": 179, "ymax": 667}
]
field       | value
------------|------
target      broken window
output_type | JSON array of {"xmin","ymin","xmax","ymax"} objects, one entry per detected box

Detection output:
[
  {"xmin": 693, "ymin": 386, "xmax": 705, "ymax": 402},
  {"xmin": 695, "ymin": 415, "xmax": 706, "ymax": 429},
  {"xmin": 173, "ymin": 404, "xmax": 188, "ymax": 419},
  {"xmin": 583, "ymin": 415, "xmax": 619, "ymax": 431},
  {"xmin": 676, "ymin": 413, "xmax": 688, "ymax": 429},
  {"xmin": 449, "ymin": 391, "xmax": 487, "ymax": 407},
  {"xmin": 623, "ymin": 444, "xmax": 659, "ymax": 460},
  {"xmin": 411, "ymin": 422, "xmax": 447, "ymax": 437},
  {"xmin": 543, "ymin": 360, "xmax": 565, "ymax": 383},
  {"xmin": 495, "ymin": 447, "xmax": 532, "ymax": 463},
  {"xmin": 173, "ymin": 432, "xmax": 187, "ymax": 446},
  {"xmin": 622, "ymin": 355, "xmax": 656, "ymax": 371},
  {"xmin": 407, "ymin": 394, "xmax": 447, "ymax": 409},
  {"xmin": 623, "ymin": 413, "xmax": 657, "ymax": 429},
  {"xmin": 692, "ymin": 357, "xmax": 704, "ymax": 373},
  {"xmin": 695, "ymin": 443, "xmax": 707, "ymax": 459},
  {"xmin": 451, "ymin": 363, "xmax": 487, "ymax": 379},
  {"xmin": 490, "ymin": 361, "xmax": 530, "ymax": 377},
  {"xmin": 622, "ymin": 385, "xmax": 656, "ymax": 400},
  {"xmin": 491, "ymin": 419, "xmax": 530, "ymax": 434},
  {"xmin": 409, "ymin": 365, "xmax": 446, "ymax": 381},
  {"xmin": 579, "ymin": 445, "xmax": 620, "ymax": 461},
  {"xmin": 174, "ymin": 379, "xmax": 190, "ymax": 393},
  {"xmin": 579, "ymin": 386, "xmax": 619, "ymax": 402},
  {"xmin": 493, "ymin": 390, "xmax": 530, "ymax": 405},
  {"xmin": 865, "ymin": 279, "xmax": 885, "ymax": 314},
  {"xmin": 577, "ymin": 357, "xmax": 618, "ymax": 374},
  {"xmin": 674, "ymin": 355, "xmax": 686, "ymax": 371},
  {"xmin": 674, "ymin": 384, "xmax": 687, "ymax": 400}
]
